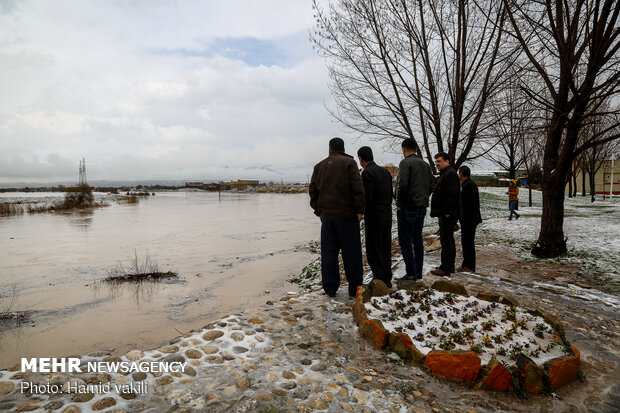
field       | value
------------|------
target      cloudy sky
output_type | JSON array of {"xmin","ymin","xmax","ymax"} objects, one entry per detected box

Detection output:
[{"xmin": 0, "ymin": 0, "xmax": 402, "ymax": 185}]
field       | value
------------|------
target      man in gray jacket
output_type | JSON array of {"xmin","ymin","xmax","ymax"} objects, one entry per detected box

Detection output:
[
  {"xmin": 309, "ymin": 138, "xmax": 365, "ymax": 298},
  {"xmin": 395, "ymin": 139, "xmax": 435, "ymax": 280}
]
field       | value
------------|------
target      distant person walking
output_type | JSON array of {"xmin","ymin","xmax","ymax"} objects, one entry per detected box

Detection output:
[
  {"xmin": 458, "ymin": 166, "xmax": 482, "ymax": 272},
  {"xmin": 430, "ymin": 152, "xmax": 460, "ymax": 277},
  {"xmin": 395, "ymin": 139, "xmax": 435, "ymax": 281},
  {"xmin": 357, "ymin": 146, "xmax": 394, "ymax": 288},
  {"xmin": 309, "ymin": 138, "xmax": 365, "ymax": 298},
  {"xmin": 507, "ymin": 179, "xmax": 520, "ymax": 220}
]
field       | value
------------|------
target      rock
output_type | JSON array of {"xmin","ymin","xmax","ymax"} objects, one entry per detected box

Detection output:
[
  {"xmin": 354, "ymin": 293, "xmax": 369, "ymax": 324},
  {"xmin": 337, "ymin": 387, "xmax": 349, "ymax": 398},
  {"xmin": 425, "ymin": 239, "xmax": 442, "ymax": 252},
  {"xmin": 340, "ymin": 402, "xmax": 356, "ymax": 412},
  {"xmin": 11, "ymin": 372, "xmax": 31, "ymax": 379},
  {"xmin": 43, "ymin": 400, "xmax": 64, "ymax": 410},
  {"xmin": 368, "ymin": 279, "xmax": 391, "ymax": 297},
  {"xmin": 223, "ymin": 386, "xmax": 237, "ymax": 396},
  {"xmin": 248, "ymin": 318, "xmax": 264, "ymax": 324},
  {"xmin": 300, "ymin": 358, "xmax": 312, "ymax": 365},
  {"xmin": 221, "ymin": 352, "xmax": 235, "ymax": 361},
  {"xmin": 352, "ymin": 391, "xmax": 369, "ymax": 404},
  {"xmin": 161, "ymin": 354, "xmax": 185, "ymax": 364},
  {"xmin": 282, "ymin": 371, "xmax": 296, "ymax": 379},
  {"xmin": 358, "ymin": 319, "xmax": 390, "ymax": 349},
  {"xmin": 125, "ymin": 350, "xmax": 144, "ymax": 361},
  {"xmin": 72, "ymin": 393, "xmax": 94, "ymax": 402},
  {"xmin": 281, "ymin": 382, "xmax": 297, "ymax": 390},
  {"xmin": 324, "ymin": 392, "xmax": 335, "ymax": 402},
  {"xmin": 185, "ymin": 349, "xmax": 202, "ymax": 359},
  {"xmin": 201, "ymin": 345, "xmax": 218, "ymax": 354},
  {"xmin": 202, "ymin": 330, "xmax": 225, "ymax": 341},
  {"xmin": 272, "ymin": 389, "xmax": 287, "ymax": 397},
  {"xmin": 516, "ymin": 354, "xmax": 545, "ymax": 394},
  {"xmin": 424, "ymin": 351, "xmax": 481, "ymax": 381},
  {"xmin": 92, "ymin": 397, "xmax": 116, "ymax": 411},
  {"xmin": 291, "ymin": 366, "xmax": 304, "ymax": 374},
  {"xmin": 132, "ymin": 372, "xmax": 147, "ymax": 381},
  {"xmin": 233, "ymin": 346, "xmax": 249, "ymax": 354},
  {"xmin": 257, "ymin": 393, "xmax": 275, "ymax": 401},
  {"xmin": 543, "ymin": 313, "xmax": 565, "ymax": 338},
  {"xmin": 308, "ymin": 395, "xmax": 328, "ymax": 409},
  {"xmin": 61, "ymin": 406, "xmax": 81, "ymax": 413},
  {"xmin": 388, "ymin": 333, "xmax": 425, "ymax": 364},
  {"xmin": 500, "ymin": 295, "xmax": 519, "ymax": 307},
  {"xmin": 237, "ymin": 377, "xmax": 250, "ymax": 390},
  {"xmin": 431, "ymin": 280, "xmax": 469, "ymax": 296},
  {"xmin": 0, "ymin": 381, "xmax": 14, "ymax": 396},
  {"xmin": 298, "ymin": 378, "xmax": 311, "ymax": 386},
  {"xmin": 544, "ymin": 346, "xmax": 580, "ymax": 390},
  {"xmin": 475, "ymin": 291, "xmax": 501, "ymax": 302},
  {"xmin": 16, "ymin": 400, "xmax": 41, "ymax": 412},
  {"xmin": 159, "ymin": 345, "xmax": 179, "ymax": 353},
  {"xmin": 62, "ymin": 378, "xmax": 87, "ymax": 393},
  {"xmin": 261, "ymin": 404, "xmax": 279, "ymax": 413},
  {"xmin": 311, "ymin": 362, "xmax": 327, "ymax": 372},
  {"xmin": 230, "ymin": 332, "xmax": 245, "ymax": 342},
  {"xmin": 478, "ymin": 359, "xmax": 513, "ymax": 392},
  {"xmin": 88, "ymin": 373, "xmax": 111, "ymax": 384},
  {"xmin": 156, "ymin": 376, "xmax": 174, "ymax": 386},
  {"xmin": 120, "ymin": 391, "xmax": 137, "ymax": 400}
]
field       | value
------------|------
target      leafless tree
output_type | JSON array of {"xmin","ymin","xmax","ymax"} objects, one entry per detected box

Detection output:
[
  {"xmin": 503, "ymin": 0, "xmax": 620, "ymax": 258},
  {"xmin": 311, "ymin": 0, "xmax": 514, "ymax": 171}
]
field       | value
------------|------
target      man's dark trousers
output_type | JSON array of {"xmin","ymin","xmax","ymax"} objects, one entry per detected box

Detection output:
[
  {"xmin": 321, "ymin": 217, "xmax": 363, "ymax": 297},
  {"xmin": 460, "ymin": 222, "xmax": 477, "ymax": 269},
  {"xmin": 397, "ymin": 207, "xmax": 426, "ymax": 278},
  {"xmin": 439, "ymin": 215, "xmax": 457, "ymax": 272},
  {"xmin": 365, "ymin": 213, "xmax": 392, "ymax": 287}
]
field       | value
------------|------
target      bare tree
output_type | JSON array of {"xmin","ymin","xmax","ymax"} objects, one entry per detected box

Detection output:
[
  {"xmin": 503, "ymin": 0, "xmax": 620, "ymax": 258},
  {"xmin": 311, "ymin": 0, "xmax": 513, "ymax": 170}
]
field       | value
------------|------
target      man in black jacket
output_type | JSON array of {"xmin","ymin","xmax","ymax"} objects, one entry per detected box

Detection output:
[
  {"xmin": 458, "ymin": 166, "xmax": 482, "ymax": 272},
  {"xmin": 357, "ymin": 146, "xmax": 393, "ymax": 288},
  {"xmin": 309, "ymin": 138, "xmax": 365, "ymax": 298},
  {"xmin": 430, "ymin": 152, "xmax": 460, "ymax": 277},
  {"xmin": 395, "ymin": 139, "xmax": 435, "ymax": 280}
]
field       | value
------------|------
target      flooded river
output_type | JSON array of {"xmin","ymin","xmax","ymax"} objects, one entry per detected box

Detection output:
[{"xmin": 0, "ymin": 191, "xmax": 319, "ymax": 369}]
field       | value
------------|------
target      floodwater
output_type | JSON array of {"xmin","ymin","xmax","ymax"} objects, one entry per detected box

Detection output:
[{"xmin": 0, "ymin": 191, "xmax": 319, "ymax": 369}]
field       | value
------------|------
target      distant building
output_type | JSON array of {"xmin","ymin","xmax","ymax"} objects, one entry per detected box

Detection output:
[
  {"xmin": 185, "ymin": 182, "xmax": 204, "ymax": 188},
  {"xmin": 568, "ymin": 159, "xmax": 620, "ymax": 195}
]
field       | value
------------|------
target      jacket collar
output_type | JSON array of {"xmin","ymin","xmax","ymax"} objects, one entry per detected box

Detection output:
[{"xmin": 329, "ymin": 149, "xmax": 353, "ymax": 159}]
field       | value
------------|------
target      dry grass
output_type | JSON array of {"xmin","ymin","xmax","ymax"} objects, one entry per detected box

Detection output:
[
  {"xmin": 0, "ymin": 203, "xmax": 24, "ymax": 216},
  {"xmin": 105, "ymin": 250, "xmax": 178, "ymax": 282}
]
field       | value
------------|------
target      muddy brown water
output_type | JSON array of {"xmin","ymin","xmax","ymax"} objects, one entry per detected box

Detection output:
[{"xmin": 0, "ymin": 191, "xmax": 319, "ymax": 369}]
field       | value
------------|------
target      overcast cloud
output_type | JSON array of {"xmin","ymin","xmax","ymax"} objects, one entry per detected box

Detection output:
[{"xmin": 0, "ymin": 0, "xmax": 402, "ymax": 185}]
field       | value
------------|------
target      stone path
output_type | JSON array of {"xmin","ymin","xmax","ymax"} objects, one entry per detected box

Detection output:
[{"xmin": 1, "ymin": 241, "xmax": 619, "ymax": 412}]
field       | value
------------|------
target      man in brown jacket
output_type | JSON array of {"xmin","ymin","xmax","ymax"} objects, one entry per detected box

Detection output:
[{"xmin": 309, "ymin": 138, "xmax": 365, "ymax": 298}]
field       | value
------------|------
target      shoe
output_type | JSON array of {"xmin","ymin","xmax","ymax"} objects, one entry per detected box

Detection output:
[
  {"xmin": 457, "ymin": 267, "xmax": 475, "ymax": 272},
  {"xmin": 398, "ymin": 275, "xmax": 417, "ymax": 281},
  {"xmin": 431, "ymin": 268, "xmax": 452, "ymax": 277},
  {"xmin": 324, "ymin": 291, "xmax": 336, "ymax": 298},
  {"xmin": 516, "ymin": 215, "xmax": 520, "ymax": 220},
  {"xmin": 508, "ymin": 217, "xmax": 512, "ymax": 220}
]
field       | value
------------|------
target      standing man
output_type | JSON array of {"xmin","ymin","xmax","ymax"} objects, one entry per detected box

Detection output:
[
  {"xmin": 507, "ymin": 179, "xmax": 520, "ymax": 220},
  {"xmin": 357, "ymin": 146, "xmax": 394, "ymax": 288},
  {"xmin": 458, "ymin": 166, "xmax": 482, "ymax": 272},
  {"xmin": 309, "ymin": 138, "xmax": 365, "ymax": 298},
  {"xmin": 395, "ymin": 139, "xmax": 435, "ymax": 281},
  {"xmin": 430, "ymin": 152, "xmax": 460, "ymax": 277}
]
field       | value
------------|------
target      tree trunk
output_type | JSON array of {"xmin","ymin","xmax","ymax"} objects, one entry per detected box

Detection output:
[
  {"xmin": 532, "ymin": 175, "xmax": 567, "ymax": 258},
  {"xmin": 581, "ymin": 170, "xmax": 586, "ymax": 196},
  {"xmin": 572, "ymin": 174, "xmax": 577, "ymax": 197},
  {"xmin": 568, "ymin": 175, "xmax": 573, "ymax": 198}
]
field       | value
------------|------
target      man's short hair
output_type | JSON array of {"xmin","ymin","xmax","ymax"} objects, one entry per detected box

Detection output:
[
  {"xmin": 357, "ymin": 146, "xmax": 373, "ymax": 162},
  {"xmin": 458, "ymin": 165, "xmax": 471, "ymax": 178},
  {"xmin": 401, "ymin": 138, "xmax": 418, "ymax": 151},
  {"xmin": 434, "ymin": 152, "xmax": 450, "ymax": 163},
  {"xmin": 329, "ymin": 137, "xmax": 345, "ymax": 151}
]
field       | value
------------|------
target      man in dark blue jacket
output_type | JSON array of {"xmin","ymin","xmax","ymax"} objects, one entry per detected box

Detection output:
[
  {"xmin": 395, "ymin": 139, "xmax": 435, "ymax": 280},
  {"xmin": 430, "ymin": 152, "xmax": 460, "ymax": 276},
  {"xmin": 357, "ymin": 146, "xmax": 393, "ymax": 288},
  {"xmin": 458, "ymin": 166, "xmax": 482, "ymax": 272}
]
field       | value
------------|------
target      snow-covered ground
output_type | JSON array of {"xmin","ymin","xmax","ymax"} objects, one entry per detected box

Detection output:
[{"xmin": 474, "ymin": 187, "xmax": 620, "ymax": 283}]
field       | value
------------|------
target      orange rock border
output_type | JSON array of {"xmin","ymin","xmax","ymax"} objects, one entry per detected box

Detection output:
[{"xmin": 353, "ymin": 281, "xmax": 580, "ymax": 394}]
